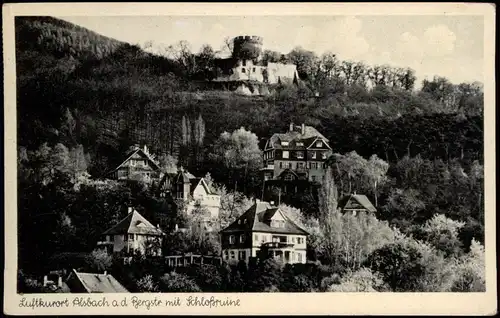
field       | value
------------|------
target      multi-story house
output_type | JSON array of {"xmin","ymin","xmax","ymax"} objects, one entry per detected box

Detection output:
[
  {"xmin": 109, "ymin": 145, "xmax": 161, "ymax": 183},
  {"xmin": 97, "ymin": 207, "xmax": 164, "ymax": 257},
  {"xmin": 220, "ymin": 200, "xmax": 308, "ymax": 264},
  {"xmin": 337, "ymin": 193, "xmax": 377, "ymax": 215},
  {"xmin": 261, "ymin": 123, "xmax": 333, "ymax": 184}
]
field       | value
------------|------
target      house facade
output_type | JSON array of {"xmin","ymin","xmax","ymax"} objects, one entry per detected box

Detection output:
[
  {"xmin": 164, "ymin": 167, "xmax": 221, "ymax": 220},
  {"xmin": 261, "ymin": 123, "xmax": 333, "ymax": 183},
  {"xmin": 97, "ymin": 208, "xmax": 164, "ymax": 257},
  {"xmin": 110, "ymin": 145, "xmax": 161, "ymax": 183},
  {"xmin": 337, "ymin": 193, "xmax": 377, "ymax": 215},
  {"xmin": 220, "ymin": 200, "xmax": 308, "ymax": 264}
]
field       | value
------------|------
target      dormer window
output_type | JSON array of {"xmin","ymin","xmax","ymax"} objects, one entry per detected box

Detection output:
[
  {"xmin": 229, "ymin": 235, "xmax": 235, "ymax": 244},
  {"xmin": 281, "ymin": 141, "xmax": 289, "ymax": 146},
  {"xmin": 316, "ymin": 140, "xmax": 323, "ymax": 147},
  {"xmin": 282, "ymin": 151, "xmax": 289, "ymax": 159}
]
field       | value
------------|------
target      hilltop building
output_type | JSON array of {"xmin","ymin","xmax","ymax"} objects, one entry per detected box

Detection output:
[
  {"xmin": 220, "ymin": 200, "xmax": 308, "ymax": 264},
  {"xmin": 109, "ymin": 145, "xmax": 161, "ymax": 183},
  {"xmin": 97, "ymin": 208, "xmax": 164, "ymax": 257},
  {"xmin": 261, "ymin": 123, "xmax": 333, "ymax": 184},
  {"xmin": 211, "ymin": 36, "xmax": 299, "ymax": 95}
]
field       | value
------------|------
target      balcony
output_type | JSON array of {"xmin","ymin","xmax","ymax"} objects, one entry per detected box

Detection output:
[{"xmin": 260, "ymin": 164, "xmax": 275, "ymax": 170}]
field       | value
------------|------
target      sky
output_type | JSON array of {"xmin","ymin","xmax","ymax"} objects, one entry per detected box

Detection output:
[{"xmin": 59, "ymin": 15, "xmax": 484, "ymax": 86}]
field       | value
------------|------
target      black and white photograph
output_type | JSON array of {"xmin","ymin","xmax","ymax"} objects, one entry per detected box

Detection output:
[{"xmin": 3, "ymin": 2, "xmax": 496, "ymax": 315}]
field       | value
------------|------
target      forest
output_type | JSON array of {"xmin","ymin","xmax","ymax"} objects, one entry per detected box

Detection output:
[{"xmin": 16, "ymin": 17, "xmax": 485, "ymax": 293}]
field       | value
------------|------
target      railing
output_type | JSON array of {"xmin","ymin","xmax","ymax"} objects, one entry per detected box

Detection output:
[{"xmin": 164, "ymin": 254, "xmax": 222, "ymax": 267}]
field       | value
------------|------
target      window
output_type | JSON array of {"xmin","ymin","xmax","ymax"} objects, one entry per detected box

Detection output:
[
  {"xmin": 244, "ymin": 219, "xmax": 247, "ymax": 224},
  {"xmin": 229, "ymin": 235, "xmax": 235, "ymax": 244},
  {"xmin": 223, "ymin": 250, "xmax": 228, "ymax": 259},
  {"xmin": 242, "ymin": 60, "xmax": 247, "ymax": 66},
  {"xmin": 279, "ymin": 162, "xmax": 283, "ymax": 169},
  {"xmin": 252, "ymin": 67, "xmax": 256, "ymax": 72},
  {"xmin": 240, "ymin": 234, "xmax": 246, "ymax": 243},
  {"xmin": 296, "ymin": 142, "xmax": 304, "ymax": 146},
  {"xmin": 311, "ymin": 151, "xmax": 316, "ymax": 159},
  {"xmin": 230, "ymin": 251, "xmax": 236, "ymax": 259},
  {"xmin": 288, "ymin": 162, "xmax": 293, "ymax": 169},
  {"xmin": 322, "ymin": 152, "xmax": 328, "ymax": 159},
  {"xmin": 283, "ymin": 151, "xmax": 289, "ymax": 159},
  {"xmin": 316, "ymin": 140, "xmax": 323, "ymax": 147},
  {"xmin": 298, "ymin": 252, "xmax": 303, "ymax": 262},
  {"xmin": 281, "ymin": 141, "xmax": 289, "ymax": 146},
  {"xmin": 254, "ymin": 234, "xmax": 259, "ymax": 242},
  {"xmin": 352, "ymin": 210, "xmax": 357, "ymax": 216},
  {"xmin": 284, "ymin": 174, "xmax": 294, "ymax": 181},
  {"xmin": 128, "ymin": 234, "xmax": 134, "ymax": 241},
  {"xmin": 241, "ymin": 68, "xmax": 246, "ymax": 73},
  {"xmin": 130, "ymin": 160, "xmax": 136, "ymax": 166},
  {"xmin": 239, "ymin": 251, "xmax": 247, "ymax": 260},
  {"xmin": 291, "ymin": 237, "xmax": 296, "ymax": 243},
  {"xmin": 110, "ymin": 235, "xmax": 114, "ymax": 242},
  {"xmin": 238, "ymin": 220, "xmax": 241, "ymax": 225},
  {"xmin": 312, "ymin": 176, "xmax": 316, "ymax": 182},
  {"xmin": 296, "ymin": 151, "xmax": 304, "ymax": 159}
]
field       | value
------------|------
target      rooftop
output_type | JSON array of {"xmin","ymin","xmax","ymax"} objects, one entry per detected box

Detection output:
[
  {"xmin": 69, "ymin": 269, "xmax": 129, "ymax": 293},
  {"xmin": 102, "ymin": 209, "xmax": 164, "ymax": 236}
]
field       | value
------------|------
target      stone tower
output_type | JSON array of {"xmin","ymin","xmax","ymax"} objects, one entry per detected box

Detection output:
[{"xmin": 232, "ymin": 35, "xmax": 264, "ymax": 61}]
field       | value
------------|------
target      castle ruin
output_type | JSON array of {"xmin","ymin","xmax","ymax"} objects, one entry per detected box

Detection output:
[{"xmin": 211, "ymin": 36, "xmax": 299, "ymax": 96}]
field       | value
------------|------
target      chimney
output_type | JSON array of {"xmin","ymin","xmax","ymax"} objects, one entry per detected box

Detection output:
[
  {"xmin": 57, "ymin": 276, "xmax": 62, "ymax": 287},
  {"xmin": 289, "ymin": 122, "xmax": 294, "ymax": 132},
  {"xmin": 104, "ymin": 271, "xmax": 107, "ymax": 275},
  {"xmin": 43, "ymin": 275, "xmax": 48, "ymax": 287},
  {"xmin": 143, "ymin": 145, "xmax": 147, "ymax": 153},
  {"xmin": 301, "ymin": 123, "xmax": 305, "ymax": 135}
]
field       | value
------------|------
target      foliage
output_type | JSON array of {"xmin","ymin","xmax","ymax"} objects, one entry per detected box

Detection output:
[
  {"xmin": 136, "ymin": 274, "xmax": 160, "ymax": 292},
  {"xmin": 159, "ymin": 272, "xmax": 201, "ymax": 292},
  {"xmin": 327, "ymin": 267, "xmax": 387, "ymax": 292}
]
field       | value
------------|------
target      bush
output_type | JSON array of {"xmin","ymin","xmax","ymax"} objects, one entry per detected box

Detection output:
[{"xmin": 159, "ymin": 272, "xmax": 201, "ymax": 292}]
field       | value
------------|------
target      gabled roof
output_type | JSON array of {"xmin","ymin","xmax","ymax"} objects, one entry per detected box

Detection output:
[
  {"xmin": 110, "ymin": 147, "xmax": 160, "ymax": 173},
  {"xmin": 267, "ymin": 124, "xmax": 329, "ymax": 150},
  {"xmin": 69, "ymin": 269, "xmax": 129, "ymax": 293},
  {"xmin": 220, "ymin": 201, "xmax": 309, "ymax": 235},
  {"xmin": 338, "ymin": 194, "xmax": 377, "ymax": 213},
  {"xmin": 102, "ymin": 210, "xmax": 164, "ymax": 236},
  {"xmin": 190, "ymin": 178, "xmax": 217, "ymax": 196}
]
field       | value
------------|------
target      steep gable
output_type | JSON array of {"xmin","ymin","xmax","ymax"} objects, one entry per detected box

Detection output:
[
  {"xmin": 338, "ymin": 194, "xmax": 377, "ymax": 213},
  {"xmin": 102, "ymin": 210, "xmax": 164, "ymax": 236}
]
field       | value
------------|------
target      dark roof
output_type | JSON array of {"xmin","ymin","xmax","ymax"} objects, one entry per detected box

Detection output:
[
  {"xmin": 69, "ymin": 269, "xmax": 129, "ymax": 293},
  {"xmin": 267, "ymin": 124, "xmax": 329, "ymax": 150},
  {"xmin": 220, "ymin": 201, "xmax": 309, "ymax": 235},
  {"xmin": 102, "ymin": 210, "xmax": 164, "ymax": 236},
  {"xmin": 110, "ymin": 147, "xmax": 160, "ymax": 173},
  {"xmin": 338, "ymin": 194, "xmax": 377, "ymax": 213}
]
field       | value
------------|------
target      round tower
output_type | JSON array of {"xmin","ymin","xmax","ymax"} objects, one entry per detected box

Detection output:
[{"xmin": 232, "ymin": 35, "xmax": 264, "ymax": 61}]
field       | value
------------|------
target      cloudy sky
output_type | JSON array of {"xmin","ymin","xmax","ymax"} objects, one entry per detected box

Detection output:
[{"xmin": 60, "ymin": 15, "xmax": 484, "ymax": 86}]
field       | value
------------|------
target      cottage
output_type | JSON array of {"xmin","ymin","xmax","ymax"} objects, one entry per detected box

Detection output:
[
  {"xmin": 109, "ymin": 145, "xmax": 161, "ymax": 183},
  {"xmin": 337, "ymin": 193, "xmax": 377, "ymax": 215},
  {"xmin": 162, "ymin": 167, "xmax": 221, "ymax": 221},
  {"xmin": 97, "ymin": 208, "xmax": 164, "ymax": 257},
  {"xmin": 220, "ymin": 200, "xmax": 308, "ymax": 264},
  {"xmin": 65, "ymin": 269, "xmax": 129, "ymax": 293}
]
